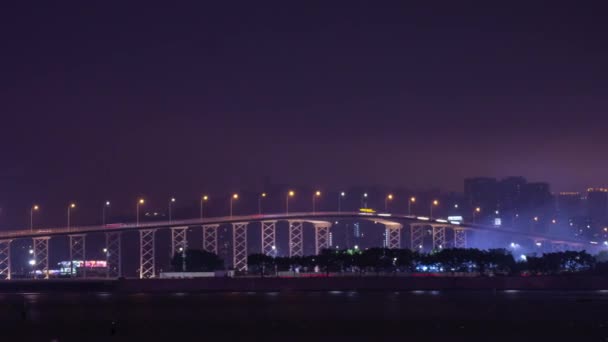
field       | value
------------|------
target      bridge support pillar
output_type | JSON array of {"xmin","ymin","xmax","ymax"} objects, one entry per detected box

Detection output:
[
  {"xmin": 386, "ymin": 224, "xmax": 403, "ymax": 249},
  {"xmin": 314, "ymin": 223, "xmax": 331, "ymax": 255},
  {"xmin": 288, "ymin": 221, "xmax": 303, "ymax": 257},
  {"xmin": 69, "ymin": 234, "xmax": 86, "ymax": 278},
  {"xmin": 139, "ymin": 229, "xmax": 156, "ymax": 279},
  {"xmin": 0, "ymin": 240, "xmax": 11, "ymax": 280},
  {"xmin": 33, "ymin": 237, "xmax": 50, "ymax": 279},
  {"xmin": 261, "ymin": 221, "xmax": 276, "ymax": 256},
  {"xmin": 202, "ymin": 224, "xmax": 219, "ymax": 255},
  {"xmin": 432, "ymin": 226, "xmax": 446, "ymax": 250},
  {"xmin": 454, "ymin": 228, "xmax": 467, "ymax": 248},
  {"xmin": 105, "ymin": 231, "xmax": 122, "ymax": 278},
  {"xmin": 232, "ymin": 223, "xmax": 248, "ymax": 272},
  {"xmin": 171, "ymin": 226, "xmax": 188, "ymax": 258},
  {"xmin": 410, "ymin": 225, "xmax": 424, "ymax": 250}
]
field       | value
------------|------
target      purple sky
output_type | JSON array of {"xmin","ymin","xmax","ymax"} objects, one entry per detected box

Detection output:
[{"xmin": 1, "ymin": 2, "xmax": 607, "ymax": 226}]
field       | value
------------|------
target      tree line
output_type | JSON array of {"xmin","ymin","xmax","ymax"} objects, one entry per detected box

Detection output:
[{"xmin": 172, "ymin": 247, "xmax": 608, "ymax": 276}]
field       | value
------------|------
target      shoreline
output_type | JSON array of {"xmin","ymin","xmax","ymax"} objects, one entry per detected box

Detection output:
[{"xmin": 1, "ymin": 275, "xmax": 607, "ymax": 293}]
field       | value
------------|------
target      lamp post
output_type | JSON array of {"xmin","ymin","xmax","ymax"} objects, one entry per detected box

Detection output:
[
  {"xmin": 102, "ymin": 201, "xmax": 110, "ymax": 226},
  {"xmin": 430, "ymin": 200, "xmax": 439, "ymax": 219},
  {"xmin": 286, "ymin": 190, "xmax": 295, "ymax": 214},
  {"xmin": 30, "ymin": 205, "xmax": 39, "ymax": 232},
  {"xmin": 258, "ymin": 193, "xmax": 267, "ymax": 214},
  {"xmin": 408, "ymin": 197, "xmax": 416, "ymax": 215},
  {"xmin": 385, "ymin": 194, "xmax": 393, "ymax": 212},
  {"xmin": 338, "ymin": 192, "xmax": 345, "ymax": 212},
  {"xmin": 473, "ymin": 207, "xmax": 481, "ymax": 223},
  {"xmin": 362, "ymin": 193, "xmax": 368, "ymax": 208},
  {"xmin": 313, "ymin": 191, "xmax": 321, "ymax": 213},
  {"xmin": 67, "ymin": 203, "xmax": 76, "ymax": 230},
  {"xmin": 168, "ymin": 197, "xmax": 176, "ymax": 222},
  {"xmin": 229, "ymin": 194, "xmax": 238, "ymax": 218},
  {"xmin": 136, "ymin": 198, "xmax": 145, "ymax": 226},
  {"xmin": 200, "ymin": 195, "xmax": 208, "ymax": 219}
]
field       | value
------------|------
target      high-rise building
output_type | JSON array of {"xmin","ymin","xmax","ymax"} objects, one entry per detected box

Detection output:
[
  {"xmin": 498, "ymin": 176, "xmax": 527, "ymax": 211},
  {"xmin": 587, "ymin": 188, "xmax": 608, "ymax": 222},
  {"xmin": 464, "ymin": 177, "xmax": 499, "ymax": 211},
  {"xmin": 521, "ymin": 182, "xmax": 552, "ymax": 211},
  {"xmin": 556, "ymin": 192, "xmax": 583, "ymax": 217}
]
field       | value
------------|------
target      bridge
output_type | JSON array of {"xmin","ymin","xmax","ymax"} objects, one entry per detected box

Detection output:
[{"xmin": 0, "ymin": 211, "xmax": 590, "ymax": 280}]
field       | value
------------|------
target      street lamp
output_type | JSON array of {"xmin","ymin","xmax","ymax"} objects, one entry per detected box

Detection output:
[
  {"xmin": 258, "ymin": 193, "xmax": 267, "ymax": 214},
  {"xmin": 408, "ymin": 197, "xmax": 416, "ymax": 215},
  {"xmin": 29, "ymin": 259, "xmax": 36, "ymax": 279},
  {"xmin": 102, "ymin": 201, "xmax": 110, "ymax": 226},
  {"xmin": 338, "ymin": 192, "xmax": 346, "ymax": 212},
  {"xmin": 67, "ymin": 203, "xmax": 76, "ymax": 230},
  {"xmin": 30, "ymin": 205, "xmax": 39, "ymax": 232},
  {"xmin": 230, "ymin": 193, "xmax": 238, "ymax": 218},
  {"xmin": 362, "ymin": 193, "xmax": 368, "ymax": 208},
  {"xmin": 313, "ymin": 191, "xmax": 321, "ymax": 213},
  {"xmin": 473, "ymin": 207, "xmax": 481, "ymax": 223},
  {"xmin": 385, "ymin": 194, "xmax": 393, "ymax": 212},
  {"xmin": 136, "ymin": 198, "xmax": 145, "ymax": 226},
  {"xmin": 168, "ymin": 197, "xmax": 176, "ymax": 222},
  {"xmin": 200, "ymin": 195, "xmax": 208, "ymax": 219},
  {"xmin": 286, "ymin": 190, "xmax": 295, "ymax": 214},
  {"xmin": 430, "ymin": 200, "xmax": 439, "ymax": 219}
]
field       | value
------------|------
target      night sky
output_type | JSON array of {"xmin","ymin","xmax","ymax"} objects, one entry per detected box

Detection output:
[{"xmin": 1, "ymin": 2, "xmax": 607, "ymax": 227}]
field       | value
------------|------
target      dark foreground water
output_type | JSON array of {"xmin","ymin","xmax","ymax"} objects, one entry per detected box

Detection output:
[{"xmin": 2, "ymin": 290, "xmax": 608, "ymax": 341}]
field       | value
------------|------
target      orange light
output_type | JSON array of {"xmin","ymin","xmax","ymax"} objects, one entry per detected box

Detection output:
[{"xmin": 288, "ymin": 191, "xmax": 295, "ymax": 197}]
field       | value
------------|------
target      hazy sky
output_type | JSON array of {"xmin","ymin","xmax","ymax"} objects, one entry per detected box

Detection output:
[{"xmin": 1, "ymin": 2, "xmax": 607, "ymax": 225}]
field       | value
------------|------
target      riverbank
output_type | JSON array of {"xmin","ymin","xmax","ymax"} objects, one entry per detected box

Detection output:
[{"xmin": 1, "ymin": 275, "xmax": 608, "ymax": 293}]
